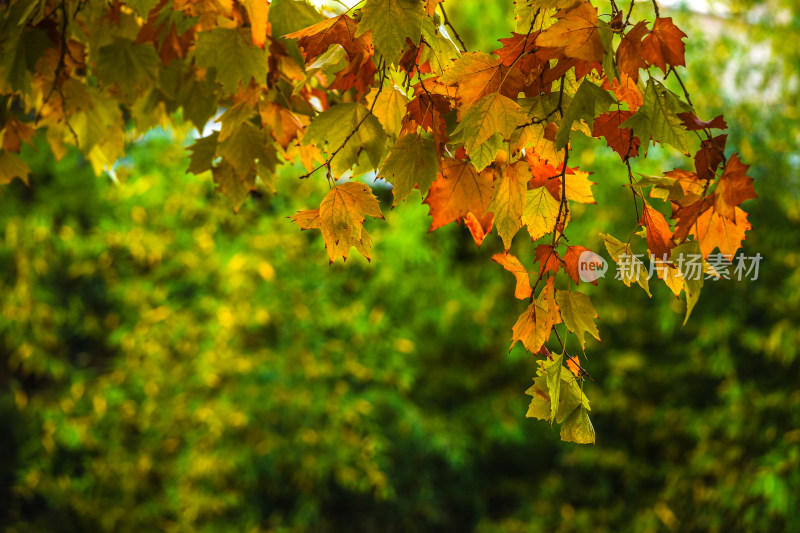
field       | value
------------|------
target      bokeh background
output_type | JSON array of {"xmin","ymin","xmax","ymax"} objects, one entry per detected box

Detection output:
[{"xmin": 2, "ymin": 0, "xmax": 799, "ymax": 531}]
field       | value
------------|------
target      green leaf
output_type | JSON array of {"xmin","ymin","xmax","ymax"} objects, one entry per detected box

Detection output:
[
  {"xmin": 125, "ymin": 0, "xmax": 159, "ymax": 17},
  {"xmin": 96, "ymin": 38, "xmax": 160, "ymax": 99},
  {"xmin": 450, "ymin": 93, "xmax": 526, "ymax": 168},
  {"xmin": 0, "ymin": 27, "xmax": 50, "ymax": 94},
  {"xmin": 0, "ymin": 150, "xmax": 31, "ymax": 185},
  {"xmin": 187, "ymin": 132, "xmax": 219, "ymax": 175},
  {"xmin": 555, "ymin": 290, "xmax": 601, "ymax": 352},
  {"xmin": 544, "ymin": 354, "xmax": 564, "ymax": 422},
  {"xmin": 524, "ymin": 376, "xmax": 552, "ymax": 421},
  {"xmin": 194, "ymin": 28, "xmax": 268, "ymax": 93},
  {"xmin": 379, "ymin": 132, "xmax": 438, "ymax": 205},
  {"xmin": 671, "ymin": 240, "xmax": 703, "ymax": 325},
  {"xmin": 356, "ymin": 0, "xmax": 425, "ymax": 62},
  {"xmin": 487, "ymin": 164, "xmax": 527, "ymax": 250},
  {"xmin": 560, "ymin": 406, "xmax": 595, "ymax": 444},
  {"xmin": 601, "ymin": 233, "xmax": 652, "ymax": 297},
  {"xmin": 217, "ymin": 122, "xmax": 275, "ymax": 180},
  {"xmin": 555, "ymin": 79, "xmax": 616, "ymax": 149},
  {"xmin": 303, "ymin": 103, "xmax": 388, "ymax": 177},
  {"xmin": 622, "ymin": 78, "xmax": 692, "ymax": 155},
  {"xmin": 268, "ymin": 0, "xmax": 324, "ymax": 38},
  {"xmin": 212, "ymin": 161, "xmax": 256, "ymax": 213},
  {"xmin": 468, "ymin": 133, "xmax": 506, "ymax": 172}
]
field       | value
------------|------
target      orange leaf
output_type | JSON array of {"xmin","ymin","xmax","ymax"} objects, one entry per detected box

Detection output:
[
  {"xmin": 424, "ymin": 158, "xmax": 495, "ymax": 231},
  {"xmin": 714, "ymin": 154, "xmax": 757, "ymax": 220},
  {"xmin": 492, "ymin": 252, "xmax": 533, "ymax": 299},
  {"xmin": 616, "ymin": 21, "xmax": 649, "ymax": 82},
  {"xmin": 640, "ymin": 202, "xmax": 674, "ymax": 260},
  {"xmin": 465, "ymin": 211, "xmax": 494, "ymax": 247},
  {"xmin": 536, "ymin": 1, "xmax": 604, "ymax": 63},
  {"xmin": 563, "ymin": 245, "xmax": 596, "ymax": 285},
  {"xmin": 641, "ymin": 17, "xmax": 686, "ymax": 72}
]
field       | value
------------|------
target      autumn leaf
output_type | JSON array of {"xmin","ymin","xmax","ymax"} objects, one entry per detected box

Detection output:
[
  {"xmin": 592, "ymin": 110, "xmax": 640, "ymax": 161},
  {"xmin": 465, "ymin": 211, "xmax": 494, "ymax": 247},
  {"xmin": 536, "ymin": 1, "xmax": 604, "ymax": 63},
  {"xmin": 356, "ymin": 0, "xmax": 425, "ymax": 61},
  {"xmin": 511, "ymin": 279, "xmax": 556, "ymax": 354},
  {"xmin": 522, "ymin": 186, "xmax": 560, "ymax": 241},
  {"xmin": 439, "ymin": 52, "xmax": 524, "ymax": 118},
  {"xmin": 424, "ymin": 158, "xmax": 495, "ymax": 231},
  {"xmin": 449, "ymin": 92, "xmax": 527, "ymax": 170},
  {"xmin": 291, "ymin": 181, "xmax": 384, "ymax": 262},
  {"xmin": 622, "ymin": 78, "xmax": 692, "ymax": 154},
  {"xmin": 640, "ymin": 201, "xmax": 674, "ymax": 260},
  {"xmin": 556, "ymin": 290, "xmax": 600, "ymax": 352},
  {"xmin": 492, "ymin": 253, "xmax": 533, "ymax": 299},
  {"xmin": 194, "ymin": 28, "xmax": 268, "ymax": 93},
  {"xmin": 560, "ymin": 406, "xmax": 595, "ymax": 444},
  {"xmin": 601, "ymin": 233, "xmax": 652, "ymax": 296},
  {"xmin": 714, "ymin": 154, "xmax": 757, "ymax": 220},
  {"xmin": 563, "ymin": 245, "xmax": 596, "ymax": 285},
  {"xmin": 0, "ymin": 150, "xmax": 31, "ymax": 185},
  {"xmin": 641, "ymin": 17, "xmax": 687, "ymax": 73},
  {"xmin": 303, "ymin": 103, "xmax": 387, "ymax": 177},
  {"xmin": 534, "ymin": 244, "xmax": 563, "ymax": 278},
  {"xmin": 379, "ymin": 132, "xmax": 439, "ymax": 205},
  {"xmin": 616, "ymin": 21, "xmax": 649, "ymax": 82},
  {"xmin": 487, "ymin": 161, "xmax": 528, "ymax": 249},
  {"xmin": 677, "ymin": 112, "xmax": 727, "ymax": 131},
  {"xmin": 555, "ymin": 79, "xmax": 616, "ymax": 149}
]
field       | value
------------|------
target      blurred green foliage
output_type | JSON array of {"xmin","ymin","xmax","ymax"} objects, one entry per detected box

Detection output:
[{"xmin": 2, "ymin": 1, "xmax": 800, "ymax": 532}]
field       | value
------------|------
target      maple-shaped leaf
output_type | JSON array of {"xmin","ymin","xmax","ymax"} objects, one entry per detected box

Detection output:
[
  {"xmin": 212, "ymin": 161, "xmax": 257, "ymax": 212},
  {"xmin": 285, "ymin": 14, "xmax": 376, "ymax": 95},
  {"xmin": 439, "ymin": 52, "xmax": 524, "ymax": 119},
  {"xmin": 379, "ymin": 132, "xmax": 438, "ymax": 205},
  {"xmin": 534, "ymin": 244, "xmax": 563, "ymax": 277},
  {"xmin": 96, "ymin": 38, "xmax": 160, "ymax": 99},
  {"xmin": 603, "ymin": 72, "xmax": 643, "ymax": 112},
  {"xmin": 492, "ymin": 252, "xmax": 533, "ymax": 299},
  {"xmin": 677, "ymin": 112, "xmax": 727, "ymax": 131},
  {"xmin": 449, "ymin": 92, "xmax": 527, "ymax": 170},
  {"xmin": 563, "ymin": 245, "xmax": 596, "ymax": 285},
  {"xmin": 366, "ymin": 85, "xmax": 410, "ymax": 137},
  {"xmin": 187, "ymin": 132, "xmax": 219, "ymax": 175},
  {"xmin": 555, "ymin": 79, "xmax": 615, "ymax": 149},
  {"xmin": 259, "ymin": 102, "xmax": 305, "ymax": 148},
  {"xmin": 269, "ymin": 0, "xmax": 325, "ymax": 38},
  {"xmin": 303, "ymin": 103, "xmax": 387, "ymax": 177},
  {"xmin": 641, "ymin": 17, "xmax": 687, "ymax": 73},
  {"xmin": 487, "ymin": 161, "xmax": 528, "ymax": 249},
  {"xmin": 622, "ymin": 78, "xmax": 692, "ymax": 154},
  {"xmin": 465, "ymin": 211, "xmax": 494, "ymax": 247},
  {"xmin": 592, "ymin": 110, "xmax": 640, "ymax": 160},
  {"xmin": 564, "ymin": 169, "xmax": 596, "ymax": 204},
  {"xmin": 555, "ymin": 290, "xmax": 600, "ymax": 352},
  {"xmin": 714, "ymin": 154, "xmax": 757, "ymax": 220},
  {"xmin": 424, "ymin": 158, "xmax": 495, "ymax": 231},
  {"xmin": 693, "ymin": 205, "xmax": 751, "ymax": 258},
  {"xmin": 194, "ymin": 28, "xmax": 268, "ymax": 94},
  {"xmin": 356, "ymin": 0, "xmax": 425, "ymax": 62},
  {"xmin": 694, "ymin": 133, "xmax": 727, "ymax": 180},
  {"xmin": 0, "ymin": 150, "xmax": 31, "ymax": 185},
  {"xmin": 511, "ymin": 279, "xmax": 556, "ymax": 353},
  {"xmin": 560, "ymin": 405, "xmax": 595, "ymax": 444},
  {"xmin": 601, "ymin": 233, "xmax": 652, "ymax": 296},
  {"xmin": 1, "ymin": 116, "xmax": 36, "ymax": 153},
  {"xmin": 522, "ymin": 186, "xmax": 560, "ymax": 241},
  {"xmin": 670, "ymin": 240, "xmax": 703, "ymax": 324},
  {"xmin": 291, "ymin": 181, "xmax": 384, "ymax": 262},
  {"xmin": 616, "ymin": 21, "xmax": 649, "ymax": 82},
  {"xmin": 640, "ymin": 201, "xmax": 674, "ymax": 260},
  {"xmin": 536, "ymin": 1, "xmax": 604, "ymax": 63}
]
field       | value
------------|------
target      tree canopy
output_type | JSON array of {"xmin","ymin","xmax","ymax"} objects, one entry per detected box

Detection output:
[{"xmin": 0, "ymin": 0, "xmax": 758, "ymax": 443}]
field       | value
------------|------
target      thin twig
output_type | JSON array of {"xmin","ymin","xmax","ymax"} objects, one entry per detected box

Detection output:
[{"xmin": 439, "ymin": 2, "xmax": 467, "ymax": 52}]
